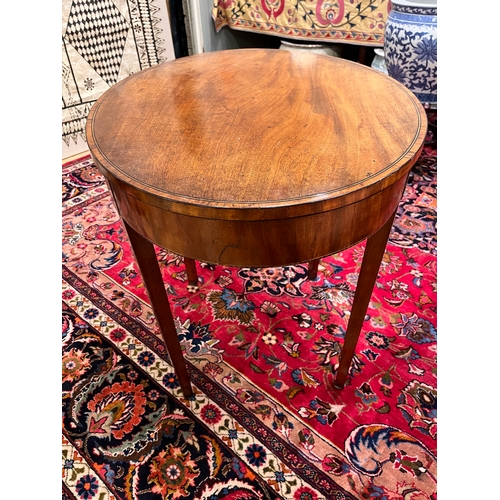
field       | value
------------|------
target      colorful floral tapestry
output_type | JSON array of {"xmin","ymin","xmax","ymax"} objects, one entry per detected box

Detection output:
[
  {"xmin": 62, "ymin": 141, "xmax": 437, "ymax": 499},
  {"xmin": 212, "ymin": 0, "xmax": 389, "ymax": 46}
]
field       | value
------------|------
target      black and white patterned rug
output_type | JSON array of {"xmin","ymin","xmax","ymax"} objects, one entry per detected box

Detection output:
[{"xmin": 62, "ymin": 0, "xmax": 176, "ymax": 152}]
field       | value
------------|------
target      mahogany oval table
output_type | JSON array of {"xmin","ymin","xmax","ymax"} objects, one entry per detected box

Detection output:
[{"xmin": 86, "ymin": 49, "xmax": 427, "ymax": 398}]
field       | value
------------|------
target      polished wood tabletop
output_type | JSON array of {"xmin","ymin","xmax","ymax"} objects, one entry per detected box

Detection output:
[{"xmin": 86, "ymin": 49, "xmax": 427, "ymax": 398}]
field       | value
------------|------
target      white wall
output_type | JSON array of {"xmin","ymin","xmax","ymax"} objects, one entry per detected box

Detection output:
[
  {"xmin": 189, "ymin": 0, "xmax": 280, "ymax": 53},
  {"xmin": 198, "ymin": 0, "xmax": 243, "ymax": 52}
]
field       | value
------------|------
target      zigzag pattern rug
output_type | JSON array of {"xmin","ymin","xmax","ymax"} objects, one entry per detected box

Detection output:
[
  {"xmin": 62, "ymin": 0, "xmax": 175, "ymax": 149},
  {"xmin": 62, "ymin": 145, "xmax": 437, "ymax": 499}
]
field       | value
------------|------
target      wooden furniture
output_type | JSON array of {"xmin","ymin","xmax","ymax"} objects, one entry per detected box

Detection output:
[{"xmin": 86, "ymin": 49, "xmax": 427, "ymax": 398}]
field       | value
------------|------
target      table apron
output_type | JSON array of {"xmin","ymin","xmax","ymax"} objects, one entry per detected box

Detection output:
[{"xmin": 109, "ymin": 175, "xmax": 408, "ymax": 267}]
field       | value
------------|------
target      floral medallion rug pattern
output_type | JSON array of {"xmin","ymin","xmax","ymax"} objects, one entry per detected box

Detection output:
[{"xmin": 62, "ymin": 144, "xmax": 437, "ymax": 499}]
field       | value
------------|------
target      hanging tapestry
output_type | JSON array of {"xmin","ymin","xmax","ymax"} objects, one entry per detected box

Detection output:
[
  {"xmin": 212, "ymin": 0, "xmax": 389, "ymax": 46},
  {"xmin": 62, "ymin": 0, "xmax": 176, "ymax": 148}
]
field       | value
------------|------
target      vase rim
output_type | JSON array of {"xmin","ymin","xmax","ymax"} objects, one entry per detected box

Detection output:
[
  {"xmin": 391, "ymin": 0, "xmax": 437, "ymax": 8},
  {"xmin": 280, "ymin": 40, "xmax": 330, "ymax": 49}
]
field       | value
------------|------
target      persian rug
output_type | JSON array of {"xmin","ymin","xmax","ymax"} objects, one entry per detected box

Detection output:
[
  {"xmin": 62, "ymin": 142, "xmax": 437, "ymax": 499},
  {"xmin": 212, "ymin": 0, "xmax": 389, "ymax": 47},
  {"xmin": 62, "ymin": 0, "xmax": 176, "ymax": 149}
]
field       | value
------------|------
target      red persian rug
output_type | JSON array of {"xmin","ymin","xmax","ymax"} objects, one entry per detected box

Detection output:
[{"xmin": 62, "ymin": 143, "xmax": 437, "ymax": 499}]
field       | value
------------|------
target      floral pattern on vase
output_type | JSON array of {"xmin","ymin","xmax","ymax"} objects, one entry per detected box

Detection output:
[{"xmin": 384, "ymin": 0, "xmax": 437, "ymax": 107}]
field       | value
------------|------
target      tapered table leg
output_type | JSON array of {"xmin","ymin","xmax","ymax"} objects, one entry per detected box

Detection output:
[
  {"xmin": 184, "ymin": 257, "xmax": 199, "ymax": 286},
  {"xmin": 123, "ymin": 220, "xmax": 194, "ymax": 398},
  {"xmin": 334, "ymin": 209, "xmax": 398, "ymax": 389},
  {"xmin": 308, "ymin": 259, "xmax": 320, "ymax": 280}
]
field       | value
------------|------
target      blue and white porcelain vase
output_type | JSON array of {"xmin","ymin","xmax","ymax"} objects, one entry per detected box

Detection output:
[{"xmin": 384, "ymin": 0, "xmax": 437, "ymax": 108}]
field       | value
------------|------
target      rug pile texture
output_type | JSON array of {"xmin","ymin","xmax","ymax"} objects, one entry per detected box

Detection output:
[{"xmin": 62, "ymin": 143, "xmax": 437, "ymax": 499}]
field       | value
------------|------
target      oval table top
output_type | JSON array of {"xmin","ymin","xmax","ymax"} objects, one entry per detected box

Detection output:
[{"xmin": 86, "ymin": 48, "xmax": 427, "ymax": 221}]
